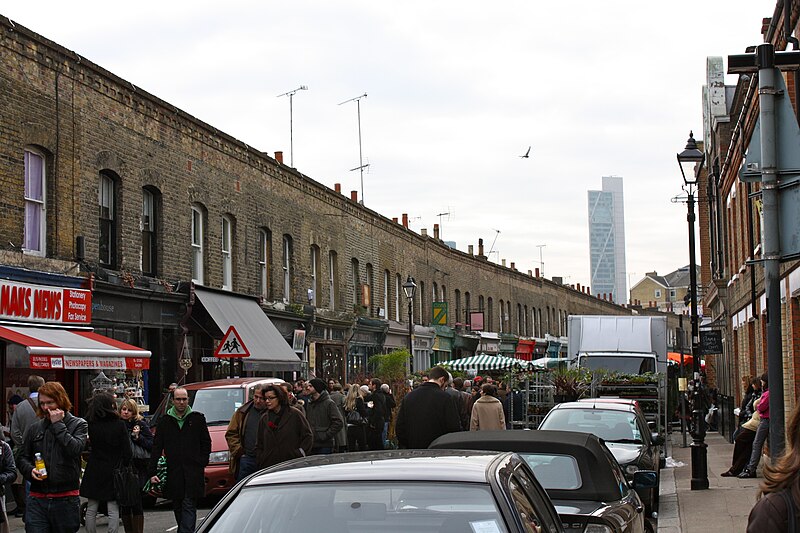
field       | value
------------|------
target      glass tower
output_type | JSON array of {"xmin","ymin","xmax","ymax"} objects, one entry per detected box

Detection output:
[{"xmin": 588, "ymin": 176, "xmax": 627, "ymax": 303}]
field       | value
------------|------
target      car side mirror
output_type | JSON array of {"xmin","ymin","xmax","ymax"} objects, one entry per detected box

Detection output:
[
  {"xmin": 633, "ymin": 470, "xmax": 658, "ymax": 490},
  {"xmin": 651, "ymin": 433, "xmax": 665, "ymax": 446},
  {"xmin": 647, "ymin": 421, "xmax": 656, "ymax": 431}
]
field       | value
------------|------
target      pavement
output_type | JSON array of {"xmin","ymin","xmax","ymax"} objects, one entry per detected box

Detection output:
[{"xmin": 658, "ymin": 429, "xmax": 761, "ymax": 532}]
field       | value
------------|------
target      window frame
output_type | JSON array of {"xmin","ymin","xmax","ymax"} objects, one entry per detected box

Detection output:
[
  {"xmin": 282, "ymin": 235, "xmax": 292, "ymax": 302},
  {"xmin": 221, "ymin": 215, "xmax": 233, "ymax": 291},
  {"xmin": 258, "ymin": 229, "xmax": 271, "ymax": 299},
  {"xmin": 23, "ymin": 148, "xmax": 46, "ymax": 257},
  {"xmin": 98, "ymin": 172, "xmax": 117, "ymax": 268},
  {"xmin": 141, "ymin": 188, "xmax": 157, "ymax": 276},
  {"xmin": 191, "ymin": 205, "xmax": 205, "ymax": 284}
]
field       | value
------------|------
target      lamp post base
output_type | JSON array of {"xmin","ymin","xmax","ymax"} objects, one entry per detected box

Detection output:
[{"xmin": 690, "ymin": 441, "xmax": 709, "ymax": 490}]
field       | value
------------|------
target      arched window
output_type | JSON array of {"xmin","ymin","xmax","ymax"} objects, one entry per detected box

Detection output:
[
  {"xmin": 383, "ymin": 270, "xmax": 390, "ymax": 319},
  {"xmin": 365, "ymin": 263, "xmax": 374, "ymax": 316},
  {"xmin": 499, "ymin": 299, "xmax": 505, "ymax": 333},
  {"xmin": 487, "ymin": 297, "xmax": 494, "ymax": 331},
  {"xmin": 99, "ymin": 171, "xmax": 118, "ymax": 268},
  {"xmin": 454, "ymin": 290, "xmax": 461, "ymax": 325},
  {"xmin": 141, "ymin": 187, "xmax": 159, "ymax": 276}
]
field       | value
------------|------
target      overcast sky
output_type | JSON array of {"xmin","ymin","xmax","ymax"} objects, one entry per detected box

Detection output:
[{"xmin": 3, "ymin": 1, "xmax": 771, "ymax": 299}]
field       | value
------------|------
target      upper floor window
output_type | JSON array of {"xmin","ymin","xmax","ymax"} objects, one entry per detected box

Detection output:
[
  {"xmin": 282, "ymin": 235, "xmax": 293, "ymax": 302},
  {"xmin": 351, "ymin": 258, "xmax": 361, "ymax": 307},
  {"xmin": 258, "ymin": 229, "xmax": 271, "ymax": 299},
  {"xmin": 365, "ymin": 263, "xmax": 374, "ymax": 316},
  {"xmin": 99, "ymin": 172, "xmax": 117, "ymax": 268},
  {"xmin": 23, "ymin": 149, "xmax": 46, "ymax": 256},
  {"xmin": 310, "ymin": 245, "xmax": 321, "ymax": 306},
  {"xmin": 383, "ymin": 270, "xmax": 390, "ymax": 319},
  {"xmin": 655, "ymin": 289, "xmax": 662, "ymax": 299},
  {"xmin": 395, "ymin": 273, "xmax": 401, "ymax": 321},
  {"xmin": 221, "ymin": 215, "xmax": 233, "ymax": 291},
  {"xmin": 141, "ymin": 188, "xmax": 158, "ymax": 276},
  {"xmin": 191, "ymin": 205, "xmax": 205, "ymax": 284},
  {"xmin": 329, "ymin": 251, "xmax": 338, "ymax": 310}
]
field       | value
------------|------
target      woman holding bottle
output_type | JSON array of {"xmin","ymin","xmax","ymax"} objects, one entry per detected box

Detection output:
[{"xmin": 119, "ymin": 398, "xmax": 153, "ymax": 533}]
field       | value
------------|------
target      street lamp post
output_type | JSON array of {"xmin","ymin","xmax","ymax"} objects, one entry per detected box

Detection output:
[
  {"xmin": 402, "ymin": 276, "xmax": 417, "ymax": 356},
  {"xmin": 677, "ymin": 131, "xmax": 708, "ymax": 490}
]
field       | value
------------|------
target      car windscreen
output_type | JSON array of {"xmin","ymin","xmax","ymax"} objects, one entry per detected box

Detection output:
[
  {"xmin": 578, "ymin": 355, "xmax": 655, "ymax": 374},
  {"xmin": 205, "ymin": 482, "xmax": 510, "ymax": 533},
  {"xmin": 540, "ymin": 409, "xmax": 643, "ymax": 443},
  {"xmin": 518, "ymin": 453, "xmax": 581, "ymax": 491},
  {"xmin": 189, "ymin": 388, "xmax": 244, "ymax": 426}
]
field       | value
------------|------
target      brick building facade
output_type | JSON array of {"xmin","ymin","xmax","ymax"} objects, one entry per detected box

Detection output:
[{"xmin": 0, "ymin": 17, "xmax": 645, "ymax": 404}]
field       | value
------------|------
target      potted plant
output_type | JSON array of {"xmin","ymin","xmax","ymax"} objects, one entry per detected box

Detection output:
[{"xmin": 548, "ymin": 367, "xmax": 589, "ymax": 403}]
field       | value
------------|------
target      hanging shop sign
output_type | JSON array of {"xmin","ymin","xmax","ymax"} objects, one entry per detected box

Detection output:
[{"xmin": 0, "ymin": 280, "xmax": 91, "ymax": 325}]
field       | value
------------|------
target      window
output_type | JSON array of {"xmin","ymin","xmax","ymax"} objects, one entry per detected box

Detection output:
[
  {"xmin": 670, "ymin": 289, "xmax": 676, "ymax": 298},
  {"xmin": 365, "ymin": 263, "xmax": 374, "ymax": 316},
  {"xmin": 329, "ymin": 251, "xmax": 338, "ymax": 310},
  {"xmin": 655, "ymin": 289, "xmax": 662, "ymax": 299},
  {"xmin": 383, "ymin": 270, "xmax": 390, "ymax": 318},
  {"xmin": 221, "ymin": 215, "xmax": 233, "ymax": 290},
  {"xmin": 518, "ymin": 304, "xmax": 524, "ymax": 335},
  {"xmin": 433, "ymin": 282, "xmax": 438, "ymax": 303},
  {"xmin": 191, "ymin": 205, "xmax": 204, "ymax": 284},
  {"xmin": 465, "ymin": 292, "xmax": 471, "ymax": 322},
  {"xmin": 310, "ymin": 246, "xmax": 321, "ymax": 306},
  {"xmin": 282, "ymin": 235, "xmax": 292, "ymax": 302},
  {"xmin": 23, "ymin": 149, "xmax": 46, "ymax": 256},
  {"xmin": 141, "ymin": 188, "xmax": 157, "ymax": 275},
  {"xmin": 395, "ymin": 273, "xmax": 401, "ymax": 321},
  {"xmin": 499, "ymin": 299, "xmax": 505, "ymax": 332},
  {"xmin": 419, "ymin": 281, "xmax": 425, "ymax": 324},
  {"xmin": 454, "ymin": 290, "xmax": 461, "ymax": 325},
  {"xmin": 351, "ymin": 258, "xmax": 360, "ymax": 306},
  {"xmin": 507, "ymin": 301, "xmax": 512, "ymax": 333},
  {"xmin": 99, "ymin": 172, "xmax": 117, "ymax": 267},
  {"xmin": 258, "ymin": 229, "xmax": 271, "ymax": 299},
  {"xmin": 487, "ymin": 297, "xmax": 494, "ymax": 331}
]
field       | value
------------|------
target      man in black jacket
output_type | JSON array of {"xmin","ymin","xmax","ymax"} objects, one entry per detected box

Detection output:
[
  {"xmin": 304, "ymin": 379, "xmax": 344, "ymax": 455},
  {"xmin": 395, "ymin": 366, "xmax": 461, "ymax": 449},
  {"xmin": 149, "ymin": 387, "xmax": 211, "ymax": 533},
  {"xmin": 19, "ymin": 381, "xmax": 88, "ymax": 533}
]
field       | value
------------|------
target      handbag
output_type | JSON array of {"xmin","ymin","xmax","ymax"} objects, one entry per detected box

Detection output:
[
  {"xmin": 346, "ymin": 408, "xmax": 365, "ymax": 426},
  {"xmin": 131, "ymin": 441, "xmax": 150, "ymax": 460},
  {"xmin": 113, "ymin": 463, "xmax": 141, "ymax": 507}
]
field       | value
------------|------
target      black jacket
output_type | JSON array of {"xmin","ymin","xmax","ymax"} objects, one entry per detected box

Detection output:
[
  {"xmin": 304, "ymin": 391, "xmax": 344, "ymax": 448},
  {"xmin": 395, "ymin": 382, "xmax": 461, "ymax": 449},
  {"xmin": 80, "ymin": 417, "xmax": 133, "ymax": 500},
  {"xmin": 20, "ymin": 412, "xmax": 88, "ymax": 494},
  {"xmin": 148, "ymin": 409, "xmax": 211, "ymax": 500}
]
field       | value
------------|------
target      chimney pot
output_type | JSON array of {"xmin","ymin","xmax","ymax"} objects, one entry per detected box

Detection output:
[
  {"xmin": 334, "ymin": 183, "xmax": 342, "ymax": 193},
  {"xmin": 402, "ymin": 213, "xmax": 409, "ymax": 228},
  {"xmin": 528, "ymin": 270, "xmax": 532, "ymax": 276},
  {"xmin": 468, "ymin": 245, "xmax": 474, "ymax": 255},
  {"xmin": 478, "ymin": 238, "xmax": 485, "ymax": 257},
  {"xmin": 535, "ymin": 268, "xmax": 540, "ymax": 277},
  {"xmin": 433, "ymin": 224, "xmax": 440, "ymax": 239},
  {"xmin": 392, "ymin": 217, "xmax": 398, "ymax": 223},
  {"xmin": 421, "ymin": 228, "xmax": 428, "ymax": 237},
  {"xmin": 510, "ymin": 262, "xmax": 516, "ymax": 270},
  {"xmin": 275, "ymin": 151, "xmax": 284, "ymax": 164},
  {"xmin": 351, "ymin": 190, "xmax": 358, "ymax": 202},
  {"xmin": 501, "ymin": 259, "xmax": 506, "ymax": 267}
]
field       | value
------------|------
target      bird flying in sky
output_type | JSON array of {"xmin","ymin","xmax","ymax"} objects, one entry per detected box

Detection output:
[{"xmin": 520, "ymin": 146, "xmax": 531, "ymax": 158}]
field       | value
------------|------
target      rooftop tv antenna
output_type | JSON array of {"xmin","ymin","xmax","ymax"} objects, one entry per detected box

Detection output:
[
  {"xmin": 488, "ymin": 229, "xmax": 501, "ymax": 256},
  {"xmin": 436, "ymin": 209, "xmax": 452, "ymax": 238},
  {"xmin": 276, "ymin": 85, "xmax": 308, "ymax": 167},
  {"xmin": 339, "ymin": 93, "xmax": 368, "ymax": 204}
]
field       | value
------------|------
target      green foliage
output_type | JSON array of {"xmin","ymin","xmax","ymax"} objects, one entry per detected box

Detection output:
[
  {"xmin": 368, "ymin": 349, "xmax": 411, "ymax": 384},
  {"xmin": 598, "ymin": 371, "xmax": 661, "ymax": 385},
  {"xmin": 547, "ymin": 367, "xmax": 591, "ymax": 398}
]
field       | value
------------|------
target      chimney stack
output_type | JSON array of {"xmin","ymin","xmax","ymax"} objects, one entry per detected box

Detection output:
[
  {"xmin": 433, "ymin": 224, "xmax": 440, "ymax": 239},
  {"xmin": 350, "ymin": 191, "xmax": 358, "ymax": 202},
  {"xmin": 334, "ymin": 183, "xmax": 342, "ymax": 194},
  {"xmin": 275, "ymin": 151, "xmax": 284, "ymax": 164},
  {"xmin": 510, "ymin": 262, "xmax": 516, "ymax": 270},
  {"xmin": 478, "ymin": 239, "xmax": 485, "ymax": 257},
  {"xmin": 535, "ymin": 268, "xmax": 540, "ymax": 277},
  {"xmin": 392, "ymin": 217, "xmax": 398, "ymax": 224},
  {"xmin": 576, "ymin": 283, "xmax": 581, "ymax": 292},
  {"xmin": 528, "ymin": 270, "xmax": 533, "ymax": 276},
  {"xmin": 421, "ymin": 228, "xmax": 428, "ymax": 237},
  {"xmin": 468, "ymin": 245, "xmax": 474, "ymax": 255},
  {"xmin": 501, "ymin": 259, "xmax": 506, "ymax": 267},
  {"xmin": 402, "ymin": 214, "xmax": 409, "ymax": 228},
  {"xmin": 609, "ymin": 292, "xmax": 613, "ymax": 303}
]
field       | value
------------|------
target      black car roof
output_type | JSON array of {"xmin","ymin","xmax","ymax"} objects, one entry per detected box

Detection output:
[
  {"xmin": 429, "ymin": 430, "xmax": 623, "ymax": 502},
  {"xmin": 246, "ymin": 449, "xmax": 509, "ymax": 485}
]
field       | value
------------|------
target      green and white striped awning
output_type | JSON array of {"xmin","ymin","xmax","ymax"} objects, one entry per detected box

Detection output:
[{"xmin": 442, "ymin": 353, "xmax": 525, "ymax": 371}]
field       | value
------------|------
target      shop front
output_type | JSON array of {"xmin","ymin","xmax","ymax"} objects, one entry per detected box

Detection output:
[
  {"xmin": 307, "ymin": 313, "xmax": 350, "ymax": 384},
  {"xmin": 499, "ymin": 333, "xmax": 519, "ymax": 358},
  {"xmin": 477, "ymin": 331, "xmax": 501, "ymax": 356},
  {"xmin": 515, "ymin": 338, "xmax": 535, "ymax": 361},
  {"xmin": 412, "ymin": 325, "xmax": 435, "ymax": 373},
  {"xmin": 432, "ymin": 325, "xmax": 455, "ymax": 365},
  {"xmin": 452, "ymin": 330, "xmax": 480, "ymax": 359},
  {"xmin": 347, "ymin": 317, "xmax": 388, "ymax": 382},
  {"xmin": 185, "ymin": 286, "xmax": 302, "ymax": 382},
  {"xmin": 383, "ymin": 320, "xmax": 410, "ymax": 354},
  {"xmin": 0, "ymin": 272, "xmax": 151, "ymax": 416}
]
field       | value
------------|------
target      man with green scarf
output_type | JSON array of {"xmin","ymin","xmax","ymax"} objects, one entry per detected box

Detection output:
[{"xmin": 148, "ymin": 387, "xmax": 210, "ymax": 533}]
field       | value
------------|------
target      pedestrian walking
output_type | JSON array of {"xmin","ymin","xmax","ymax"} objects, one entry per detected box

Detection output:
[
  {"xmin": 118, "ymin": 398, "xmax": 152, "ymax": 533},
  {"xmin": 303, "ymin": 379, "xmax": 344, "ymax": 455},
  {"xmin": 80, "ymin": 392, "xmax": 132, "ymax": 533},
  {"xmin": 365, "ymin": 378, "xmax": 386, "ymax": 451},
  {"xmin": 328, "ymin": 382, "xmax": 348, "ymax": 452},
  {"xmin": 740, "ymin": 373, "xmax": 769, "ymax": 478},
  {"xmin": 378, "ymin": 383, "xmax": 396, "ymax": 446},
  {"xmin": 148, "ymin": 387, "xmax": 211, "ymax": 533},
  {"xmin": 395, "ymin": 366, "xmax": 461, "ymax": 449},
  {"xmin": 344, "ymin": 384, "xmax": 368, "ymax": 452},
  {"xmin": 225, "ymin": 383, "xmax": 268, "ymax": 481},
  {"xmin": 446, "ymin": 377, "xmax": 470, "ymax": 431},
  {"xmin": 255, "ymin": 385, "xmax": 313, "ymax": 469},
  {"xmin": 747, "ymin": 400, "xmax": 800, "ymax": 531},
  {"xmin": 19, "ymin": 381, "xmax": 88, "ymax": 533},
  {"xmin": 470, "ymin": 383, "xmax": 507, "ymax": 431},
  {"xmin": 0, "ymin": 437, "xmax": 17, "ymax": 533}
]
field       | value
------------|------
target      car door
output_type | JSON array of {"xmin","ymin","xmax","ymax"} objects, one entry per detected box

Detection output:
[{"xmin": 507, "ymin": 464, "xmax": 563, "ymax": 533}]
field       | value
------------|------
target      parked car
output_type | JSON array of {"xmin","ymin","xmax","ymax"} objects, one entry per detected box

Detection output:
[
  {"xmin": 538, "ymin": 402, "xmax": 663, "ymax": 529},
  {"xmin": 429, "ymin": 429, "xmax": 653, "ymax": 533},
  {"xmin": 196, "ymin": 449, "xmax": 620, "ymax": 533},
  {"xmin": 150, "ymin": 377, "xmax": 286, "ymax": 497}
]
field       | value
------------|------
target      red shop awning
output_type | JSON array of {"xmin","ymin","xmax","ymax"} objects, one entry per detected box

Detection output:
[{"xmin": 0, "ymin": 325, "xmax": 151, "ymax": 370}]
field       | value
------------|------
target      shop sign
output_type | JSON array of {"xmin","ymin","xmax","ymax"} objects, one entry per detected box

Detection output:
[
  {"xmin": 29, "ymin": 355, "xmax": 149, "ymax": 370},
  {"xmin": 201, "ymin": 356, "xmax": 219, "ymax": 363},
  {"xmin": 0, "ymin": 280, "xmax": 91, "ymax": 325},
  {"xmin": 432, "ymin": 302, "xmax": 448, "ymax": 325},
  {"xmin": 292, "ymin": 329, "xmax": 306, "ymax": 353}
]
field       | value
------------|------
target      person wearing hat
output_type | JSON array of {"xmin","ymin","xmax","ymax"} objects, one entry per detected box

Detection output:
[{"xmin": 303, "ymin": 379, "xmax": 344, "ymax": 455}]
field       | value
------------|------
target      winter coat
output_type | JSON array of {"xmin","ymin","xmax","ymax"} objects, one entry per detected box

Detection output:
[
  {"xmin": 470, "ymin": 395, "xmax": 506, "ymax": 431},
  {"xmin": 124, "ymin": 417, "xmax": 153, "ymax": 488},
  {"xmin": 255, "ymin": 406, "xmax": 313, "ymax": 469},
  {"xmin": 445, "ymin": 387, "xmax": 470, "ymax": 430},
  {"xmin": 19, "ymin": 412, "xmax": 88, "ymax": 494},
  {"xmin": 344, "ymin": 397, "xmax": 368, "ymax": 426},
  {"xmin": 747, "ymin": 489, "xmax": 798, "ymax": 532},
  {"xmin": 10, "ymin": 396, "xmax": 37, "ymax": 458},
  {"xmin": 0, "ymin": 440, "xmax": 16, "ymax": 493},
  {"xmin": 224, "ymin": 400, "xmax": 265, "ymax": 475},
  {"xmin": 304, "ymin": 391, "xmax": 345, "ymax": 449},
  {"xmin": 80, "ymin": 417, "xmax": 132, "ymax": 501},
  {"xmin": 328, "ymin": 391, "xmax": 348, "ymax": 449},
  {"xmin": 364, "ymin": 391, "xmax": 386, "ymax": 431},
  {"xmin": 148, "ymin": 407, "xmax": 211, "ymax": 500},
  {"xmin": 395, "ymin": 382, "xmax": 461, "ymax": 449}
]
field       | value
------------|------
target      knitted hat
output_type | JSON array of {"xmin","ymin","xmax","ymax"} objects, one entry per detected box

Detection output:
[
  {"xmin": 7, "ymin": 395, "xmax": 23, "ymax": 406},
  {"xmin": 308, "ymin": 378, "xmax": 327, "ymax": 394}
]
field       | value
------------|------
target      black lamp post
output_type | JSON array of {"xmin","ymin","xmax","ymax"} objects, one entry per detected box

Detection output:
[
  {"xmin": 402, "ymin": 276, "xmax": 417, "ymax": 355},
  {"xmin": 677, "ymin": 131, "xmax": 708, "ymax": 490}
]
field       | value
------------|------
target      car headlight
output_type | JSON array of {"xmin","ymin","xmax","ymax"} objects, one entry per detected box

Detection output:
[
  {"xmin": 209, "ymin": 451, "xmax": 230, "ymax": 464},
  {"xmin": 584, "ymin": 525, "xmax": 613, "ymax": 533},
  {"xmin": 625, "ymin": 464, "xmax": 640, "ymax": 476}
]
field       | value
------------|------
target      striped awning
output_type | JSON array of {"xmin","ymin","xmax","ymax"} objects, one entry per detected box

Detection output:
[{"xmin": 442, "ymin": 353, "xmax": 526, "ymax": 371}]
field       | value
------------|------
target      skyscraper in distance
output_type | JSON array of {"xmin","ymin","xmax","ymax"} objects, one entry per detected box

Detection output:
[{"xmin": 588, "ymin": 176, "xmax": 627, "ymax": 303}]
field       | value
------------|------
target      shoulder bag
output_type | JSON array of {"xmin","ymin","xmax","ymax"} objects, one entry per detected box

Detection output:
[
  {"xmin": 345, "ymin": 408, "xmax": 365, "ymax": 426},
  {"xmin": 113, "ymin": 462, "xmax": 141, "ymax": 507}
]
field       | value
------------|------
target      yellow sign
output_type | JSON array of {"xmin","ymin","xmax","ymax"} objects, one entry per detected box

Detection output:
[{"xmin": 432, "ymin": 302, "xmax": 448, "ymax": 325}]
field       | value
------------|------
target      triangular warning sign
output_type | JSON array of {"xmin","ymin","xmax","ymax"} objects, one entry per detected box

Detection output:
[{"xmin": 214, "ymin": 326, "xmax": 250, "ymax": 358}]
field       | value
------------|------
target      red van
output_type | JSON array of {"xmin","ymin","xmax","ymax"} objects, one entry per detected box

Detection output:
[{"xmin": 150, "ymin": 377, "xmax": 286, "ymax": 497}]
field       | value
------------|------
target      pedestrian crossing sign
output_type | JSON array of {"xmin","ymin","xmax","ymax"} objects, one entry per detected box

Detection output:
[{"xmin": 214, "ymin": 325, "xmax": 250, "ymax": 357}]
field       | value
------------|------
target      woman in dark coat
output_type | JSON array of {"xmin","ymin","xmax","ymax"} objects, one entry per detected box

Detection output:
[
  {"xmin": 119, "ymin": 398, "xmax": 152, "ymax": 533},
  {"xmin": 256, "ymin": 384, "xmax": 313, "ymax": 469},
  {"xmin": 80, "ymin": 392, "xmax": 132, "ymax": 533}
]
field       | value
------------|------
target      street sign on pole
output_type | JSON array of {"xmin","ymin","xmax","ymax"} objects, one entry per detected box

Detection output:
[{"xmin": 214, "ymin": 326, "xmax": 250, "ymax": 358}]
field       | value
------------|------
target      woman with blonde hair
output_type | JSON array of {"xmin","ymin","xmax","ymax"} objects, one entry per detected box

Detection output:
[
  {"xmin": 118, "ymin": 398, "xmax": 153, "ymax": 533},
  {"xmin": 747, "ymin": 400, "xmax": 800, "ymax": 531},
  {"xmin": 344, "ymin": 384, "xmax": 368, "ymax": 452}
]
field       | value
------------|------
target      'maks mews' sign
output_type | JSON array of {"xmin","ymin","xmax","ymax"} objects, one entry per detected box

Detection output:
[{"xmin": 0, "ymin": 280, "xmax": 92, "ymax": 325}]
